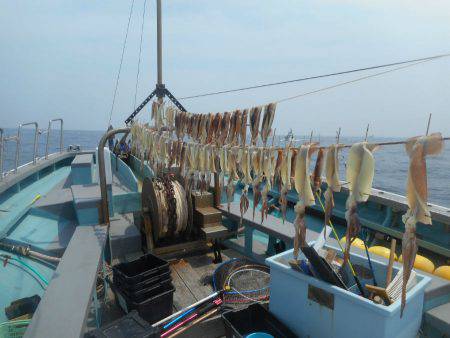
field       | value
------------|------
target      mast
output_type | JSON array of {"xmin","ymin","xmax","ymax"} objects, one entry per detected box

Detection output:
[
  {"xmin": 125, "ymin": 0, "xmax": 186, "ymax": 125},
  {"xmin": 156, "ymin": 0, "xmax": 163, "ymax": 90}
]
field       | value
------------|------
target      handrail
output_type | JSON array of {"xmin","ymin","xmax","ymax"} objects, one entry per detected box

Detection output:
[
  {"xmin": 97, "ymin": 127, "xmax": 130, "ymax": 225},
  {"xmin": 45, "ymin": 118, "xmax": 64, "ymax": 159},
  {"xmin": 15, "ymin": 122, "xmax": 39, "ymax": 173}
]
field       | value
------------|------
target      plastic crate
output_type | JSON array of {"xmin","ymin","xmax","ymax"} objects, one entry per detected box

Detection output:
[
  {"xmin": 112, "ymin": 253, "xmax": 169, "ymax": 285},
  {"xmin": 114, "ymin": 269, "xmax": 171, "ymax": 292},
  {"xmin": 266, "ymin": 246, "xmax": 431, "ymax": 338},
  {"xmin": 0, "ymin": 320, "xmax": 30, "ymax": 338},
  {"xmin": 222, "ymin": 304, "xmax": 296, "ymax": 338},
  {"xmin": 87, "ymin": 310, "xmax": 160, "ymax": 338},
  {"xmin": 121, "ymin": 278, "xmax": 172, "ymax": 303},
  {"xmin": 114, "ymin": 282, "xmax": 175, "ymax": 325}
]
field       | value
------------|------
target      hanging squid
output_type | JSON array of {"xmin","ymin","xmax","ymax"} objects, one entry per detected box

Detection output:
[
  {"xmin": 260, "ymin": 147, "xmax": 276, "ymax": 222},
  {"xmin": 279, "ymin": 145, "xmax": 292, "ymax": 223},
  {"xmin": 239, "ymin": 147, "xmax": 252, "ymax": 227},
  {"xmin": 249, "ymin": 106, "xmax": 262, "ymax": 146},
  {"xmin": 226, "ymin": 146, "xmax": 239, "ymax": 212},
  {"xmin": 323, "ymin": 144, "xmax": 342, "ymax": 237},
  {"xmin": 260, "ymin": 103, "xmax": 277, "ymax": 146},
  {"xmin": 400, "ymin": 133, "xmax": 443, "ymax": 317},
  {"xmin": 312, "ymin": 148, "xmax": 325, "ymax": 193},
  {"xmin": 240, "ymin": 109, "xmax": 248, "ymax": 146},
  {"xmin": 251, "ymin": 147, "xmax": 264, "ymax": 220},
  {"xmin": 292, "ymin": 144, "xmax": 318, "ymax": 260},
  {"xmin": 344, "ymin": 142, "xmax": 378, "ymax": 264}
]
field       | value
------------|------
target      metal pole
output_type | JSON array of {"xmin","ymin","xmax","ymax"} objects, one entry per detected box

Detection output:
[
  {"xmin": 45, "ymin": 120, "xmax": 51, "ymax": 159},
  {"xmin": 0, "ymin": 128, "xmax": 3, "ymax": 180},
  {"xmin": 15, "ymin": 122, "xmax": 39, "ymax": 172},
  {"xmin": 156, "ymin": 0, "xmax": 163, "ymax": 87},
  {"xmin": 98, "ymin": 127, "xmax": 130, "ymax": 225}
]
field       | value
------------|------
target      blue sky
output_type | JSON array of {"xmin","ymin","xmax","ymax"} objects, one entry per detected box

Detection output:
[{"xmin": 0, "ymin": 1, "xmax": 449, "ymax": 137}]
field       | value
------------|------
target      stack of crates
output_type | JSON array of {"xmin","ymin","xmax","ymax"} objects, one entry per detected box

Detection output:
[{"xmin": 112, "ymin": 253, "xmax": 175, "ymax": 324}]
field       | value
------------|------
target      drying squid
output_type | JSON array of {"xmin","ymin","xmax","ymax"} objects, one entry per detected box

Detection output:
[
  {"xmin": 166, "ymin": 106, "xmax": 175, "ymax": 132},
  {"xmin": 219, "ymin": 145, "xmax": 229, "ymax": 200},
  {"xmin": 199, "ymin": 114, "xmax": 208, "ymax": 144},
  {"xmin": 292, "ymin": 144, "xmax": 318, "ymax": 259},
  {"xmin": 239, "ymin": 147, "xmax": 252, "ymax": 226},
  {"xmin": 205, "ymin": 113, "xmax": 214, "ymax": 144},
  {"xmin": 249, "ymin": 106, "xmax": 262, "ymax": 145},
  {"xmin": 290, "ymin": 149, "xmax": 298, "ymax": 189},
  {"xmin": 274, "ymin": 148, "xmax": 283, "ymax": 190},
  {"xmin": 400, "ymin": 133, "xmax": 443, "ymax": 317},
  {"xmin": 323, "ymin": 144, "xmax": 342, "ymax": 236},
  {"xmin": 219, "ymin": 112, "xmax": 231, "ymax": 145},
  {"xmin": 260, "ymin": 147, "xmax": 275, "ymax": 222},
  {"xmin": 312, "ymin": 148, "xmax": 325, "ymax": 193},
  {"xmin": 226, "ymin": 146, "xmax": 239, "ymax": 212},
  {"xmin": 234, "ymin": 110, "xmax": 242, "ymax": 145},
  {"xmin": 260, "ymin": 103, "xmax": 277, "ymax": 146},
  {"xmin": 210, "ymin": 113, "xmax": 221, "ymax": 144},
  {"xmin": 251, "ymin": 147, "xmax": 264, "ymax": 220},
  {"xmin": 279, "ymin": 145, "xmax": 292, "ymax": 223},
  {"xmin": 344, "ymin": 142, "xmax": 378, "ymax": 264},
  {"xmin": 240, "ymin": 109, "xmax": 248, "ymax": 146},
  {"xmin": 227, "ymin": 111, "xmax": 238, "ymax": 145},
  {"xmin": 179, "ymin": 142, "xmax": 187, "ymax": 176}
]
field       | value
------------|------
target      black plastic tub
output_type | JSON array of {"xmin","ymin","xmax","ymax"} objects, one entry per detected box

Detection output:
[
  {"xmin": 222, "ymin": 304, "xmax": 296, "ymax": 338},
  {"xmin": 115, "ymin": 269, "xmax": 171, "ymax": 292},
  {"xmin": 121, "ymin": 278, "xmax": 172, "ymax": 303},
  {"xmin": 112, "ymin": 253, "xmax": 170, "ymax": 285},
  {"xmin": 114, "ymin": 282, "xmax": 175, "ymax": 325}
]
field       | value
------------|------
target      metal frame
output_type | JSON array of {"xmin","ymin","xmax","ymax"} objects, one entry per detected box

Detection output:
[
  {"xmin": 15, "ymin": 122, "xmax": 39, "ymax": 172},
  {"xmin": 45, "ymin": 118, "xmax": 64, "ymax": 159},
  {"xmin": 98, "ymin": 127, "xmax": 130, "ymax": 225}
]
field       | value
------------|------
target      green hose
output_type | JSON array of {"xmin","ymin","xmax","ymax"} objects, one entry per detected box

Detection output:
[{"xmin": 1, "ymin": 254, "xmax": 49, "ymax": 286}]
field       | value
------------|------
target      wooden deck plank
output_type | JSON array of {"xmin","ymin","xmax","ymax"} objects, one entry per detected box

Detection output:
[
  {"xmin": 172, "ymin": 258, "xmax": 215, "ymax": 301},
  {"xmin": 170, "ymin": 264, "xmax": 197, "ymax": 311}
]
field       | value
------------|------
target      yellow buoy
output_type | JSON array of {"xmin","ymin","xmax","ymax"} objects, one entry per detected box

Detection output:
[
  {"xmin": 339, "ymin": 237, "xmax": 366, "ymax": 250},
  {"xmin": 434, "ymin": 266, "xmax": 450, "ymax": 280},
  {"xmin": 398, "ymin": 254, "xmax": 435, "ymax": 274},
  {"xmin": 368, "ymin": 246, "xmax": 398, "ymax": 260}
]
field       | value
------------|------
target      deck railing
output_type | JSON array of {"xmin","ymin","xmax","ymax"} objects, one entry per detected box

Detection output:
[{"xmin": 0, "ymin": 118, "xmax": 64, "ymax": 180}]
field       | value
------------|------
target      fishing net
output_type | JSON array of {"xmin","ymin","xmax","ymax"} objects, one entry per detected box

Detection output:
[{"xmin": 213, "ymin": 258, "xmax": 270, "ymax": 304}]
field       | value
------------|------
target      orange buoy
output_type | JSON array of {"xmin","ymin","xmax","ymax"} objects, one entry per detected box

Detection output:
[
  {"xmin": 368, "ymin": 246, "xmax": 398, "ymax": 260},
  {"xmin": 339, "ymin": 237, "xmax": 365, "ymax": 250},
  {"xmin": 398, "ymin": 254, "xmax": 435, "ymax": 274},
  {"xmin": 434, "ymin": 266, "xmax": 450, "ymax": 280}
]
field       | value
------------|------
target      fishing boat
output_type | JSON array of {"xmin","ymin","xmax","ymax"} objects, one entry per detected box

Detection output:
[{"xmin": 1, "ymin": 2, "xmax": 449, "ymax": 338}]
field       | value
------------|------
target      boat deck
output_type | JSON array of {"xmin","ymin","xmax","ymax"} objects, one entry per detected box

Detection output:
[{"xmin": 170, "ymin": 248, "xmax": 245, "ymax": 311}]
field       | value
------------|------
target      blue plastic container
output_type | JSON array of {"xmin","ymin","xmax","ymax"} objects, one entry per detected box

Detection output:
[{"xmin": 266, "ymin": 245, "xmax": 431, "ymax": 338}]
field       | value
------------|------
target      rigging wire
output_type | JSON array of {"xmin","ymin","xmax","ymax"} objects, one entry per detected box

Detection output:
[
  {"xmin": 178, "ymin": 53, "xmax": 450, "ymax": 101},
  {"xmin": 108, "ymin": 0, "xmax": 135, "ymax": 127},
  {"xmin": 134, "ymin": 0, "xmax": 147, "ymax": 110},
  {"xmin": 275, "ymin": 57, "xmax": 441, "ymax": 103}
]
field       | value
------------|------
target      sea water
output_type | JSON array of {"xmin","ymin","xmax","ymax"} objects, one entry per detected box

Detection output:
[{"xmin": 2, "ymin": 129, "xmax": 449, "ymax": 207}]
